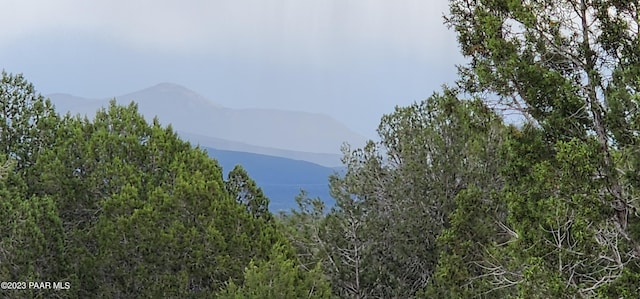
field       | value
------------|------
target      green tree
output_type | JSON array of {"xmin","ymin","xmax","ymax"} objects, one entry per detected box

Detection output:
[
  {"xmin": 26, "ymin": 100, "xmax": 285, "ymax": 297},
  {"xmin": 0, "ymin": 158, "xmax": 67, "ymax": 299},
  {"xmin": 446, "ymin": 0, "xmax": 640, "ymax": 296},
  {"xmin": 305, "ymin": 89, "xmax": 507, "ymax": 298},
  {"xmin": 0, "ymin": 74, "xmax": 307, "ymax": 298},
  {"xmin": 0, "ymin": 71, "xmax": 59, "ymax": 170},
  {"xmin": 279, "ymin": 191, "xmax": 332, "ymax": 273},
  {"xmin": 226, "ymin": 165, "xmax": 271, "ymax": 220},
  {"xmin": 219, "ymin": 243, "xmax": 333, "ymax": 299},
  {"xmin": 422, "ymin": 187, "xmax": 506, "ymax": 298}
]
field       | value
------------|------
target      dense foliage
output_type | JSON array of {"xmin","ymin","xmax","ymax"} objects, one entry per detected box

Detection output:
[
  {"xmin": 0, "ymin": 71, "xmax": 331, "ymax": 298},
  {"xmin": 284, "ymin": 0, "xmax": 640, "ymax": 297},
  {"xmin": 2, "ymin": 0, "xmax": 640, "ymax": 298}
]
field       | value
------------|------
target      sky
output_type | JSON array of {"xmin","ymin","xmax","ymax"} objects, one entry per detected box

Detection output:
[{"xmin": 0, "ymin": 0, "xmax": 466, "ymax": 139}]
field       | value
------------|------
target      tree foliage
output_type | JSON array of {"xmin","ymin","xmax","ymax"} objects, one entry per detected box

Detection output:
[
  {"xmin": 0, "ymin": 79, "xmax": 301, "ymax": 298},
  {"xmin": 3, "ymin": 1, "xmax": 640, "ymax": 296},
  {"xmin": 226, "ymin": 165, "xmax": 271, "ymax": 220},
  {"xmin": 0, "ymin": 71, "xmax": 59, "ymax": 171},
  {"xmin": 443, "ymin": 0, "xmax": 640, "ymax": 296},
  {"xmin": 286, "ymin": 90, "xmax": 508, "ymax": 298},
  {"xmin": 218, "ymin": 243, "xmax": 333, "ymax": 299},
  {"xmin": 285, "ymin": 1, "xmax": 640, "ymax": 297}
]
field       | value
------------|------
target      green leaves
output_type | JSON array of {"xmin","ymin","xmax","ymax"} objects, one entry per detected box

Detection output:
[
  {"xmin": 2, "ymin": 1, "xmax": 639, "ymax": 294},
  {"xmin": 445, "ymin": 1, "xmax": 640, "ymax": 296},
  {"xmin": 0, "ymin": 75, "xmax": 302, "ymax": 297},
  {"xmin": 297, "ymin": 89, "xmax": 509, "ymax": 298},
  {"xmin": 0, "ymin": 71, "xmax": 59, "ymax": 172},
  {"xmin": 226, "ymin": 165, "xmax": 271, "ymax": 220},
  {"xmin": 219, "ymin": 243, "xmax": 333, "ymax": 299}
]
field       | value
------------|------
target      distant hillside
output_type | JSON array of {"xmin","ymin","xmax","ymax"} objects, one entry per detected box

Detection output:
[
  {"xmin": 47, "ymin": 83, "xmax": 367, "ymax": 157},
  {"xmin": 182, "ymin": 131, "xmax": 343, "ymax": 167},
  {"xmin": 205, "ymin": 147, "xmax": 338, "ymax": 212}
]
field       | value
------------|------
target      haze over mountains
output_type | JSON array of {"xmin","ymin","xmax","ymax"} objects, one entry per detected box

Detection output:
[{"xmin": 48, "ymin": 83, "xmax": 368, "ymax": 167}]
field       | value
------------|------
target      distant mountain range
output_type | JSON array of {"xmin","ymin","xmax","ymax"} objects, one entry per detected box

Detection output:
[
  {"xmin": 180, "ymin": 131, "xmax": 345, "ymax": 168},
  {"xmin": 46, "ymin": 82, "xmax": 364, "ymax": 210},
  {"xmin": 205, "ymin": 147, "xmax": 342, "ymax": 212},
  {"xmin": 47, "ymin": 83, "xmax": 366, "ymax": 167}
]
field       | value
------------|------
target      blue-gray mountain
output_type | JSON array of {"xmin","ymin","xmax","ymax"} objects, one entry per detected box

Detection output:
[{"xmin": 205, "ymin": 147, "xmax": 342, "ymax": 212}]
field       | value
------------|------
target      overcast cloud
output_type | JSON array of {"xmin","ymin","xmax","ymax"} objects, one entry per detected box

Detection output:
[{"xmin": 0, "ymin": 0, "xmax": 464, "ymax": 139}]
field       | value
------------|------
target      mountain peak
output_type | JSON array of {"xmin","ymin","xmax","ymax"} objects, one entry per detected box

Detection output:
[
  {"xmin": 122, "ymin": 82, "xmax": 222, "ymax": 108},
  {"xmin": 148, "ymin": 82, "xmax": 191, "ymax": 91}
]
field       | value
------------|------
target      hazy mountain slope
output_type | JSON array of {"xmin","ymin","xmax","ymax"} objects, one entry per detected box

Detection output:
[
  {"xmin": 120, "ymin": 82, "xmax": 222, "ymax": 109},
  {"xmin": 46, "ymin": 93, "xmax": 108, "ymax": 117},
  {"xmin": 203, "ymin": 108, "xmax": 363, "ymax": 153},
  {"xmin": 205, "ymin": 147, "xmax": 337, "ymax": 212},
  {"xmin": 47, "ymin": 82, "xmax": 367, "ymax": 156},
  {"xmin": 182, "ymin": 131, "xmax": 343, "ymax": 167}
]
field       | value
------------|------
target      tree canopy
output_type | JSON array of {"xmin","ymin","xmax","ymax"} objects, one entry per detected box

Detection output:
[
  {"xmin": 2, "ymin": 1, "xmax": 640, "ymax": 297},
  {"xmin": 0, "ymin": 71, "xmax": 321, "ymax": 298}
]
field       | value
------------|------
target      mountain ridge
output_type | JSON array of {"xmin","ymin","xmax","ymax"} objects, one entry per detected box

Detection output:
[
  {"xmin": 46, "ymin": 82, "xmax": 367, "ymax": 159},
  {"xmin": 204, "ymin": 147, "xmax": 338, "ymax": 212},
  {"xmin": 181, "ymin": 131, "xmax": 343, "ymax": 167}
]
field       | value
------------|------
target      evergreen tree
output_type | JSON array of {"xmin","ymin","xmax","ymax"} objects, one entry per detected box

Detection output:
[
  {"xmin": 226, "ymin": 165, "xmax": 271, "ymax": 220},
  {"xmin": 446, "ymin": 0, "xmax": 640, "ymax": 296},
  {"xmin": 295, "ymin": 89, "xmax": 508, "ymax": 298},
  {"xmin": 5, "ymin": 95, "xmax": 289, "ymax": 297},
  {"xmin": 219, "ymin": 243, "xmax": 333, "ymax": 299},
  {"xmin": 0, "ymin": 158, "xmax": 67, "ymax": 299},
  {"xmin": 0, "ymin": 71, "xmax": 59, "ymax": 173}
]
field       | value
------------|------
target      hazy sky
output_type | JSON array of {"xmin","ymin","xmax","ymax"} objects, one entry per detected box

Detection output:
[{"xmin": 1, "ymin": 0, "xmax": 465, "ymax": 139}]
